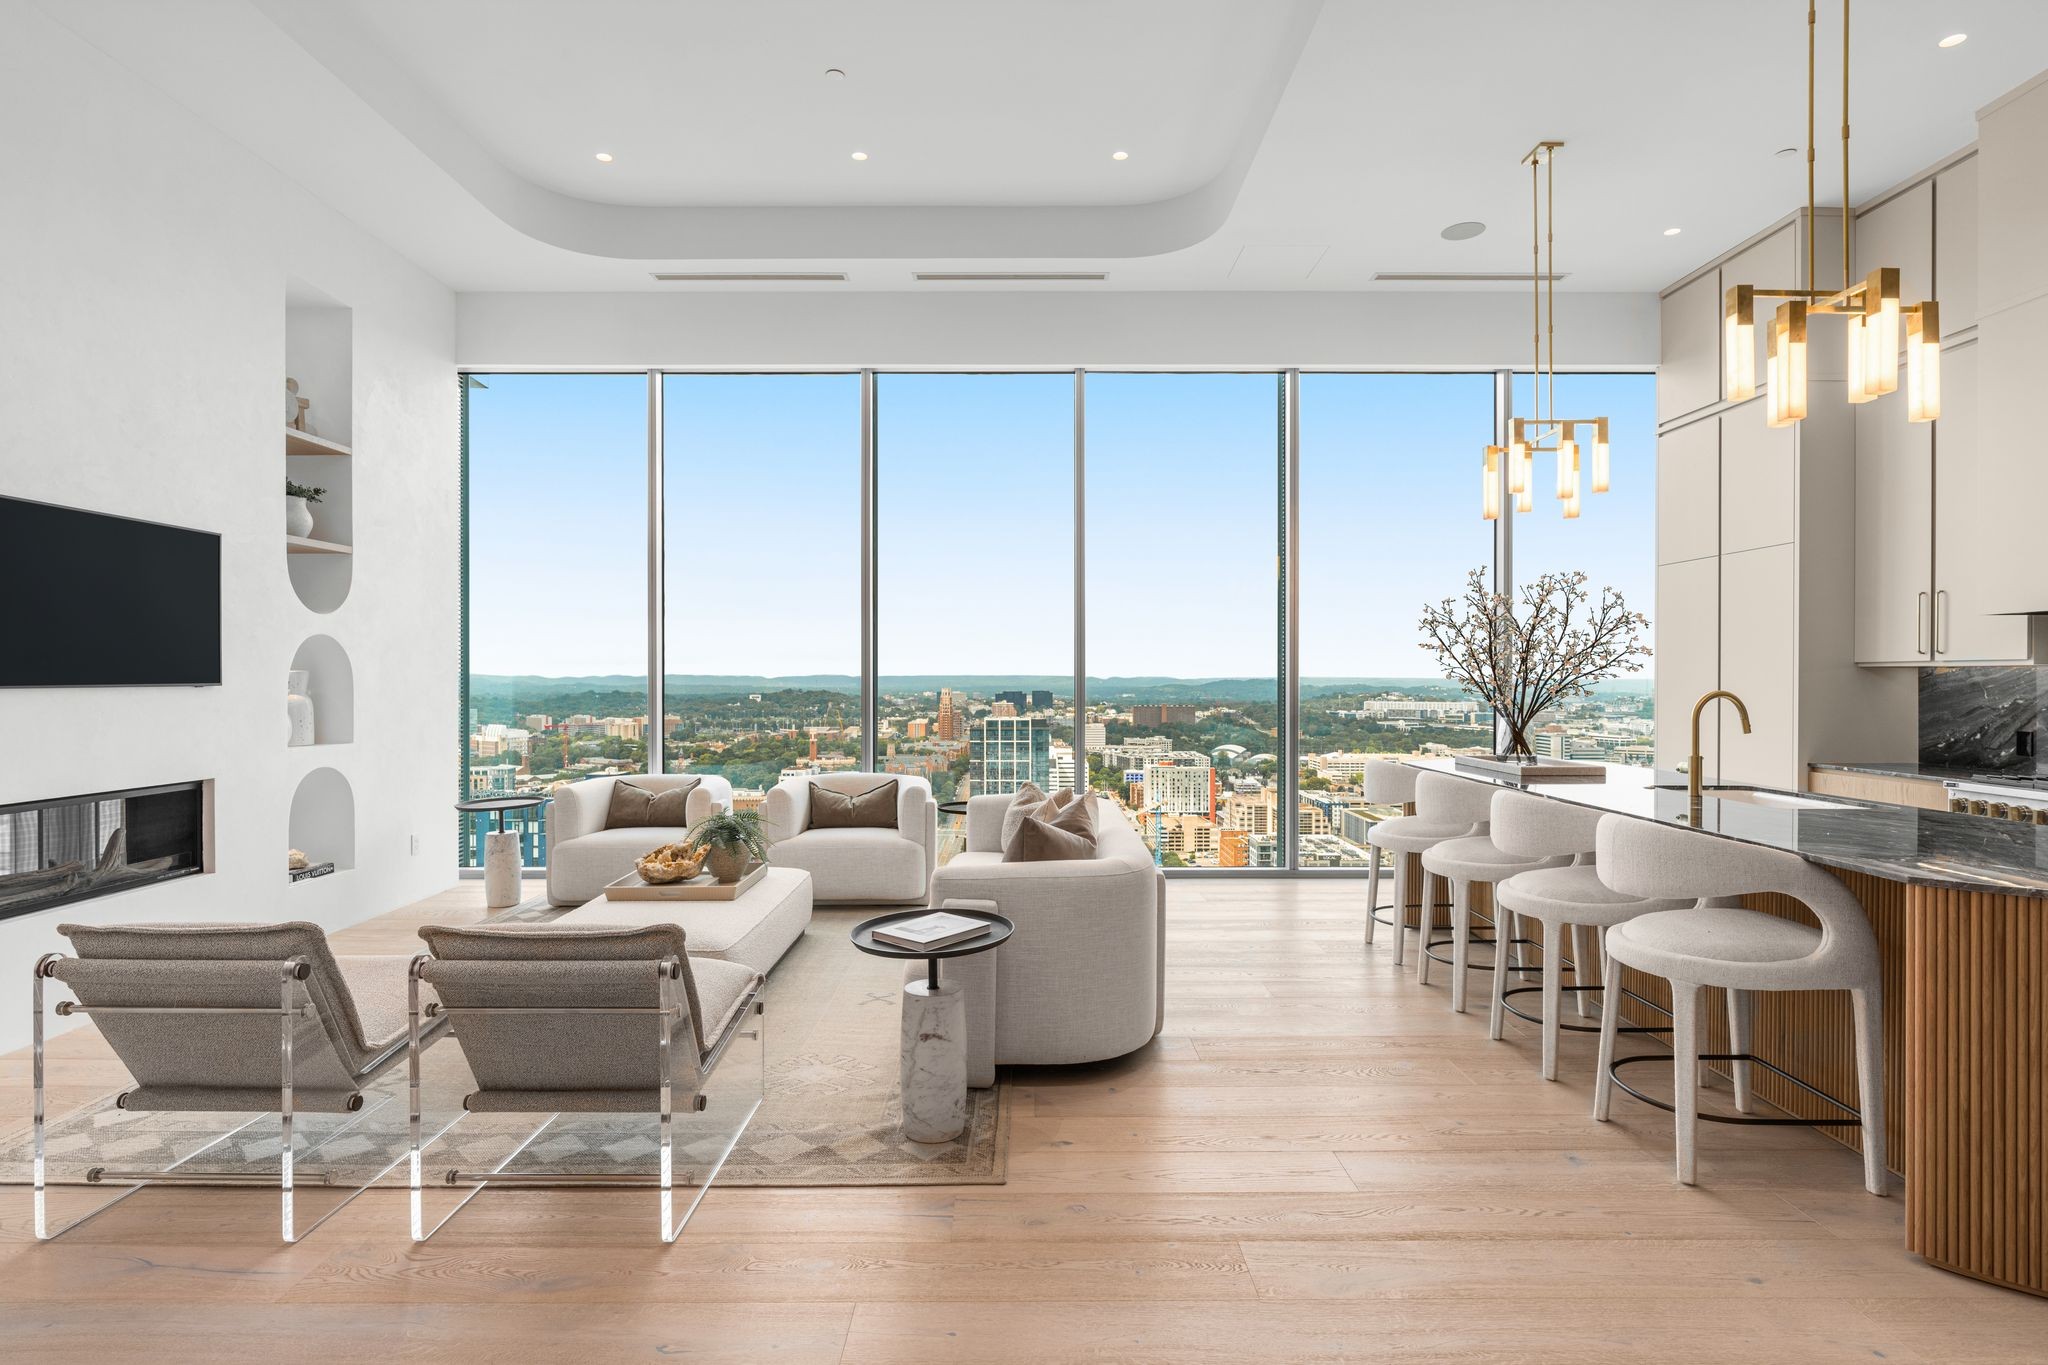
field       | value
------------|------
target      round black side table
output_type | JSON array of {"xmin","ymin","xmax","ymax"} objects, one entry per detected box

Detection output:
[{"xmin": 851, "ymin": 907, "xmax": 1013, "ymax": 1141}]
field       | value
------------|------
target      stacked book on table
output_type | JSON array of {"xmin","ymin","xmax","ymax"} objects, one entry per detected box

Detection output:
[{"xmin": 871, "ymin": 911, "xmax": 990, "ymax": 951}]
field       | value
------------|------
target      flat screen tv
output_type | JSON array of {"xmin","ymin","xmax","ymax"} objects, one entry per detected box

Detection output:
[{"xmin": 1, "ymin": 495, "xmax": 221, "ymax": 686}]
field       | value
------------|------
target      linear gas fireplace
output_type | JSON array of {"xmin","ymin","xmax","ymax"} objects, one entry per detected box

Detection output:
[{"xmin": 0, "ymin": 781, "xmax": 210, "ymax": 922}]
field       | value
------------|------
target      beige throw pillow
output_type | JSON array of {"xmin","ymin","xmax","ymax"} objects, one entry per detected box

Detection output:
[
  {"xmin": 808, "ymin": 779, "xmax": 900, "ymax": 830},
  {"xmin": 999, "ymin": 782, "xmax": 1077, "ymax": 849},
  {"xmin": 604, "ymin": 778, "xmax": 698, "ymax": 829},
  {"xmin": 1002, "ymin": 793, "xmax": 1098, "ymax": 863}
]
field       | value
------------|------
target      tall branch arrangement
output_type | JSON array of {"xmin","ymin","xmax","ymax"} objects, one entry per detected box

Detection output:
[{"xmin": 1418, "ymin": 568, "xmax": 1651, "ymax": 756}]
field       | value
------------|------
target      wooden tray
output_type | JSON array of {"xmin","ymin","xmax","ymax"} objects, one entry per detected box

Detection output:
[{"xmin": 602, "ymin": 861, "xmax": 768, "ymax": 901}]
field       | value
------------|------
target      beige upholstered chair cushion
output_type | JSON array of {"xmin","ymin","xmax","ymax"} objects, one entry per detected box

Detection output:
[
  {"xmin": 808, "ymin": 777, "xmax": 899, "ymax": 829},
  {"xmin": 1004, "ymin": 793, "xmax": 1098, "ymax": 862},
  {"xmin": 606, "ymin": 777, "xmax": 700, "ymax": 829}
]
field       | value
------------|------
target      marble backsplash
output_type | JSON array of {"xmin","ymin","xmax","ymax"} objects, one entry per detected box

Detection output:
[{"xmin": 1920, "ymin": 666, "xmax": 2048, "ymax": 773}]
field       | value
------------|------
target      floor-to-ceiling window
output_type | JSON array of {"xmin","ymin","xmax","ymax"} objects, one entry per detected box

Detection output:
[
  {"xmin": 874, "ymin": 373, "xmax": 1075, "ymax": 814},
  {"xmin": 459, "ymin": 367, "xmax": 1646, "ymax": 875},
  {"xmin": 462, "ymin": 373, "xmax": 648, "ymax": 865},
  {"xmin": 1084, "ymin": 373, "xmax": 1282, "ymax": 868},
  {"xmin": 1296, "ymin": 373, "xmax": 1499, "ymax": 867},
  {"xmin": 660, "ymin": 374, "xmax": 862, "ymax": 812},
  {"xmin": 1511, "ymin": 372, "xmax": 1658, "ymax": 766}
]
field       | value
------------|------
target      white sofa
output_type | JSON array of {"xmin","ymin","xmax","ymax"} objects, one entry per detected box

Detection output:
[
  {"xmin": 545, "ymin": 772, "xmax": 733, "ymax": 907},
  {"xmin": 922, "ymin": 794, "xmax": 1165, "ymax": 1086},
  {"xmin": 760, "ymin": 772, "xmax": 936, "ymax": 905}
]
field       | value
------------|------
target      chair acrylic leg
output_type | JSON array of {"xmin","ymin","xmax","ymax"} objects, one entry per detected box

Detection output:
[
  {"xmin": 1448, "ymin": 879, "xmax": 1472, "ymax": 1012},
  {"xmin": 1671, "ymin": 980, "xmax": 1701, "ymax": 1187},
  {"xmin": 279, "ymin": 965, "xmax": 297, "ymax": 1243},
  {"xmin": 1540, "ymin": 921, "xmax": 1565, "ymax": 1080},
  {"xmin": 1592, "ymin": 946, "xmax": 1622, "ymax": 1122},
  {"xmin": 1851, "ymin": 986, "xmax": 1887, "ymax": 1195},
  {"xmin": 1726, "ymin": 987, "xmax": 1755, "ymax": 1114},
  {"xmin": 1390, "ymin": 859, "xmax": 1410, "ymax": 967},
  {"xmin": 408, "ymin": 956, "xmax": 426, "ymax": 1242},
  {"xmin": 659, "ymin": 962, "xmax": 677, "ymax": 1243}
]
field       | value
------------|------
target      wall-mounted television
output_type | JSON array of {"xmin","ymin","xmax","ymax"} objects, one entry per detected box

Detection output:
[{"xmin": 0, "ymin": 495, "xmax": 221, "ymax": 687}]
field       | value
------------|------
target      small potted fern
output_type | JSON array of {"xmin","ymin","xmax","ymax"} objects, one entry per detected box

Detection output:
[
  {"xmin": 285, "ymin": 479, "xmax": 326, "ymax": 538},
  {"xmin": 686, "ymin": 809, "xmax": 769, "ymax": 883}
]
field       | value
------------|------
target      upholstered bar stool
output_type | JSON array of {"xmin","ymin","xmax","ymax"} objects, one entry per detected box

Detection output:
[
  {"xmin": 1486, "ymin": 792, "xmax": 1689, "ymax": 1080},
  {"xmin": 1415, "ymin": 772, "xmax": 1568, "ymax": 1010},
  {"xmin": 1362, "ymin": 760, "xmax": 1468, "ymax": 967},
  {"xmin": 1590, "ymin": 814, "xmax": 1887, "ymax": 1194}
]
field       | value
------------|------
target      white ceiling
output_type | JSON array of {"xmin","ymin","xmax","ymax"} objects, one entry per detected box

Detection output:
[{"xmin": 37, "ymin": 0, "xmax": 2048, "ymax": 293}]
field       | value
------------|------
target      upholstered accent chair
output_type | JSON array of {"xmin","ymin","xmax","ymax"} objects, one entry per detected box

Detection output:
[
  {"xmin": 33, "ymin": 920, "xmax": 452, "ymax": 1241},
  {"xmin": 922, "ymin": 794, "xmax": 1165, "ymax": 1086},
  {"xmin": 546, "ymin": 773, "xmax": 734, "ymax": 906},
  {"xmin": 759, "ymin": 772, "xmax": 935, "ymax": 905},
  {"xmin": 410, "ymin": 921, "xmax": 764, "ymax": 1242}
]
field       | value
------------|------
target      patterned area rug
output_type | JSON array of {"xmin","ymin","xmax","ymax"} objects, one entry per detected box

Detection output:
[{"xmin": 2, "ymin": 906, "xmax": 1008, "ymax": 1188}]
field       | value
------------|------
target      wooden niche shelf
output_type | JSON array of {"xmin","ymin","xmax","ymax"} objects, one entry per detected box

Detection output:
[
  {"xmin": 284, "ymin": 427, "xmax": 352, "ymax": 458},
  {"xmin": 286, "ymin": 535, "xmax": 353, "ymax": 556}
]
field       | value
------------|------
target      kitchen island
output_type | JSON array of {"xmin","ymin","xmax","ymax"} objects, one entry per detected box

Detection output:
[{"xmin": 1407, "ymin": 758, "xmax": 2048, "ymax": 1298}]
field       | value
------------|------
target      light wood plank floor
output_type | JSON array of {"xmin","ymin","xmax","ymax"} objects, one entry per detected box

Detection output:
[{"xmin": 5, "ymin": 879, "xmax": 2042, "ymax": 1363}]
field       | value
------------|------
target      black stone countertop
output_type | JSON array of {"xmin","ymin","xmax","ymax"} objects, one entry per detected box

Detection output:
[{"xmin": 1407, "ymin": 758, "xmax": 2048, "ymax": 899}]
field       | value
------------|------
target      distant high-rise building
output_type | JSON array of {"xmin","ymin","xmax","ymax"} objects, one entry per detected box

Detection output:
[
  {"xmin": 1048, "ymin": 742, "xmax": 1075, "ymax": 792},
  {"xmin": 1028, "ymin": 689, "xmax": 1054, "ymax": 710},
  {"xmin": 521, "ymin": 713, "xmax": 553, "ymax": 732},
  {"xmin": 1130, "ymin": 704, "xmax": 1198, "ymax": 728},
  {"xmin": 994, "ymin": 690, "xmax": 1026, "ymax": 710},
  {"xmin": 990, "ymin": 700, "xmax": 1019, "ymax": 718},
  {"xmin": 935, "ymin": 688, "xmax": 961, "ymax": 741},
  {"xmin": 1143, "ymin": 758, "xmax": 1215, "ymax": 817},
  {"xmin": 905, "ymin": 717, "xmax": 929, "ymax": 739},
  {"xmin": 970, "ymin": 716, "xmax": 1049, "ymax": 794},
  {"xmin": 1218, "ymin": 828, "xmax": 1250, "ymax": 868},
  {"xmin": 1083, "ymin": 721, "xmax": 1107, "ymax": 749}
]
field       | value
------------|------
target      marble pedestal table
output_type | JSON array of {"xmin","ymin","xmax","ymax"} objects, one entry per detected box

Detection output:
[
  {"xmin": 851, "ymin": 907, "xmax": 1015, "ymax": 1144},
  {"xmin": 455, "ymin": 795, "xmax": 546, "ymax": 911}
]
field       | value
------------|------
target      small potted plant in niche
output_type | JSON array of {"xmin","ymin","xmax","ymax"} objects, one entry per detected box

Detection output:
[
  {"xmin": 285, "ymin": 479, "xmax": 326, "ymax": 539},
  {"xmin": 686, "ymin": 809, "xmax": 769, "ymax": 883}
]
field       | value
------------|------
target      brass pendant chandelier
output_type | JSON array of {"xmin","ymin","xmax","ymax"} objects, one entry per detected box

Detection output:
[
  {"xmin": 1483, "ymin": 141, "xmax": 1610, "ymax": 522},
  {"xmin": 1725, "ymin": 0, "xmax": 1940, "ymax": 426}
]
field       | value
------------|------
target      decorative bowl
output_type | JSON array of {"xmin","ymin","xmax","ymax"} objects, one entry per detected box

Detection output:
[{"xmin": 635, "ymin": 842, "xmax": 705, "ymax": 885}]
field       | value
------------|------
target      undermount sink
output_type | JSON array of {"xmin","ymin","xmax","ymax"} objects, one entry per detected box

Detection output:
[{"xmin": 1657, "ymin": 784, "xmax": 1841, "ymax": 811}]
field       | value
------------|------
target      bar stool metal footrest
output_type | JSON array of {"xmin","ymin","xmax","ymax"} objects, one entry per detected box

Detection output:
[
  {"xmin": 1423, "ymin": 919, "xmax": 1543, "ymax": 975},
  {"xmin": 1499, "ymin": 980, "xmax": 1668, "ymax": 1035},
  {"xmin": 1607, "ymin": 1051, "xmax": 1865, "ymax": 1127}
]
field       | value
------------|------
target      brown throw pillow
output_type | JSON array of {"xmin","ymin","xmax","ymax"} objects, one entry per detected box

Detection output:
[
  {"xmin": 809, "ymin": 779, "xmax": 899, "ymax": 830},
  {"xmin": 1003, "ymin": 793, "xmax": 1097, "ymax": 863},
  {"xmin": 604, "ymin": 778, "xmax": 699, "ymax": 829}
]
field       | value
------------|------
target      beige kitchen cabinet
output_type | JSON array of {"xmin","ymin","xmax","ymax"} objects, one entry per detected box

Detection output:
[
  {"xmin": 1720, "ymin": 223, "xmax": 1795, "ymax": 402},
  {"xmin": 1806, "ymin": 767, "xmax": 1950, "ymax": 811},
  {"xmin": 1654, "ymin": 554, "xmax": 1720, "ymax": 774},
  {"xmin": 1934, "ymin": 155, "xmax": 1978, "ymax": 334},
  {"xmin": 1853, "ymin": 381, "xmax": 1933, "ymax": 665},
  {"xmin": 1656, "ymin": 415, "xmax": 1718, "ymax": 566},
  {"xmin": 1658, "ymin": 268, "xmax": 1721, "ymax": 425},
  {"xmin": 1719, "ymin": 397, "xmax": 1795, "ymax": 554},
  {"xmin": 1854, "ymin": 179, "xmax": 1933, "ymax": 310},
  {"xmin": 1931, "ymin": 342, "xmax": 2034, "ymax": 662},
  {"xmin": 1718, "ymin": 542, "xmax": 1799, "ymax": 787}
]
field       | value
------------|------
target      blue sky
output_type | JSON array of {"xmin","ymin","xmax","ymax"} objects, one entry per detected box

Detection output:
[{"xmin": 468, "ymin": 371, "xmax": 1655, "ymax": 681}]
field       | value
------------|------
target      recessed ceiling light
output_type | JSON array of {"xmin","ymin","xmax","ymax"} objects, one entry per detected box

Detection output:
[
  {"xmin": 825, "ymin": 67, "xmax": 847, "ymax": 79},
  {"xmin": 1938, "ymin": 33, "xmax": 1968, "ymax": 48},
  {"xmin": 1663, "ymin": 226, "xmax": 1683, "ymax": 236},
  {"xmin": 1440, "ymin": 221, "xmax": 1486, "ymax": 241},
  {"xmin": 851, "ymin": 151, "xmax": 868, "ymax": 161},
  {"xmin": 594, "ymin": 152, "xmax": 614, "ymax": 163},
  {"xmin": 1112, "ymin": 150, "xmax": 1129, "ymax": 160}
]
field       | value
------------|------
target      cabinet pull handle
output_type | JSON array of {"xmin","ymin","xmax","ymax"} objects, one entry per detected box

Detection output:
[
  {"xmin": 1937, "ymin": 590, "xmax": 1950, "ymax": 655},
  {"xmin": 1918, "ymin": 591, "xmax": 1930, "ymax": 656}
]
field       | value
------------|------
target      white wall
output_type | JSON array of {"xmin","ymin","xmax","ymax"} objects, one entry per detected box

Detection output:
[
  {"xmin": 457, "ymin": 288, "xmax": 1658, "ymax": 371},
  {"xmin": 0, "ymin": 5, "xmax": 458, "ymax": 1050}
]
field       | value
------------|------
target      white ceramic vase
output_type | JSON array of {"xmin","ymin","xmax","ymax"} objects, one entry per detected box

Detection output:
[
  {"xmin": 285, "ymin": 496, "xmax": 314, "ymax": 538},
  {"xmin": 287, "ymin": 669, "xmax": 316, "ymax": 747}
]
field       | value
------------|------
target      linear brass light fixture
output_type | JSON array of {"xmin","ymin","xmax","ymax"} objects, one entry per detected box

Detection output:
[
  {"xmin": 1482, "ymin": 141, "xmax": 1611, "ymax": 522},
  {"xmin": 1724, "ymin": 0, "xmax": 1939, "ymax": 425}
]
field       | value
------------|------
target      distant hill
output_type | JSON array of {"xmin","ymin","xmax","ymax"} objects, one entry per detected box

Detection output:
[{"xmin": 471, "ymin": 673, "xmax": 1651, "ymax": 703}]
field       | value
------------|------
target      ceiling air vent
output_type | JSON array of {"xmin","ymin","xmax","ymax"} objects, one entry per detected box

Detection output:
[
  {"xmin": 912, "ymin": 272, "xmax": 1108, "ymax": 282},
  {"xmin": 650, "ymin": 272, "xmax": 847, "ymax": 282},
  {"xmin": 1372, "ymin": 272, "xmax": 1569, "ymax": 284}
]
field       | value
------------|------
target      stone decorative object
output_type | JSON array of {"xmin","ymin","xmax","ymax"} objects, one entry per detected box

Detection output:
[
  {"xmin": 286, "ymin": 670, "xmax": 316, "ymax": 747},
  {"xmin": 286, "ymin": 377, "xmax": 303, "ymax": 429},
  {"xmin": 286, "ymin": 848, "xmax": 309, "ymax": 871},
  {"xmin": 635, "ymin": 842, "xmax": 705, "ymax": 885},
  {"xmin": 483, "ymin": 831, "xmax": 520, "ymax": 909},
  {"xmin": 899, "ymin": 977, "xmax": 967, "ymax": 1142},
  {"xmin": 285, "ymin": 495, "xmax": 314, "ymax": 538}
]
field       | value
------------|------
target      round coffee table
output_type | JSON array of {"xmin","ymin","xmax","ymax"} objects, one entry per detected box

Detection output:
[
  {"xmin": 456, "ymin": 794, "xmax": 545, "ymax": 910},
  {"xmin": 851, "ymin": 907, "xmax": 1014, "ymax": 1143}
]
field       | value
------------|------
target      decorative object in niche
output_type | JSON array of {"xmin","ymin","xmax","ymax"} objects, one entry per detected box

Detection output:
[
  {"xmin": 286, "ymin": 377, "xmax": 311, "ymax": 432},
  {"xmin": 285, "ymin": 479, "xmax": 324, "ymax": 538},
  {"xmin": 286, "ymin": 848, "xmax": 309, "ymax": 871},
  {"xmin": 287, "ymin": 669, "xmax": 316, "ymax": 747}
]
